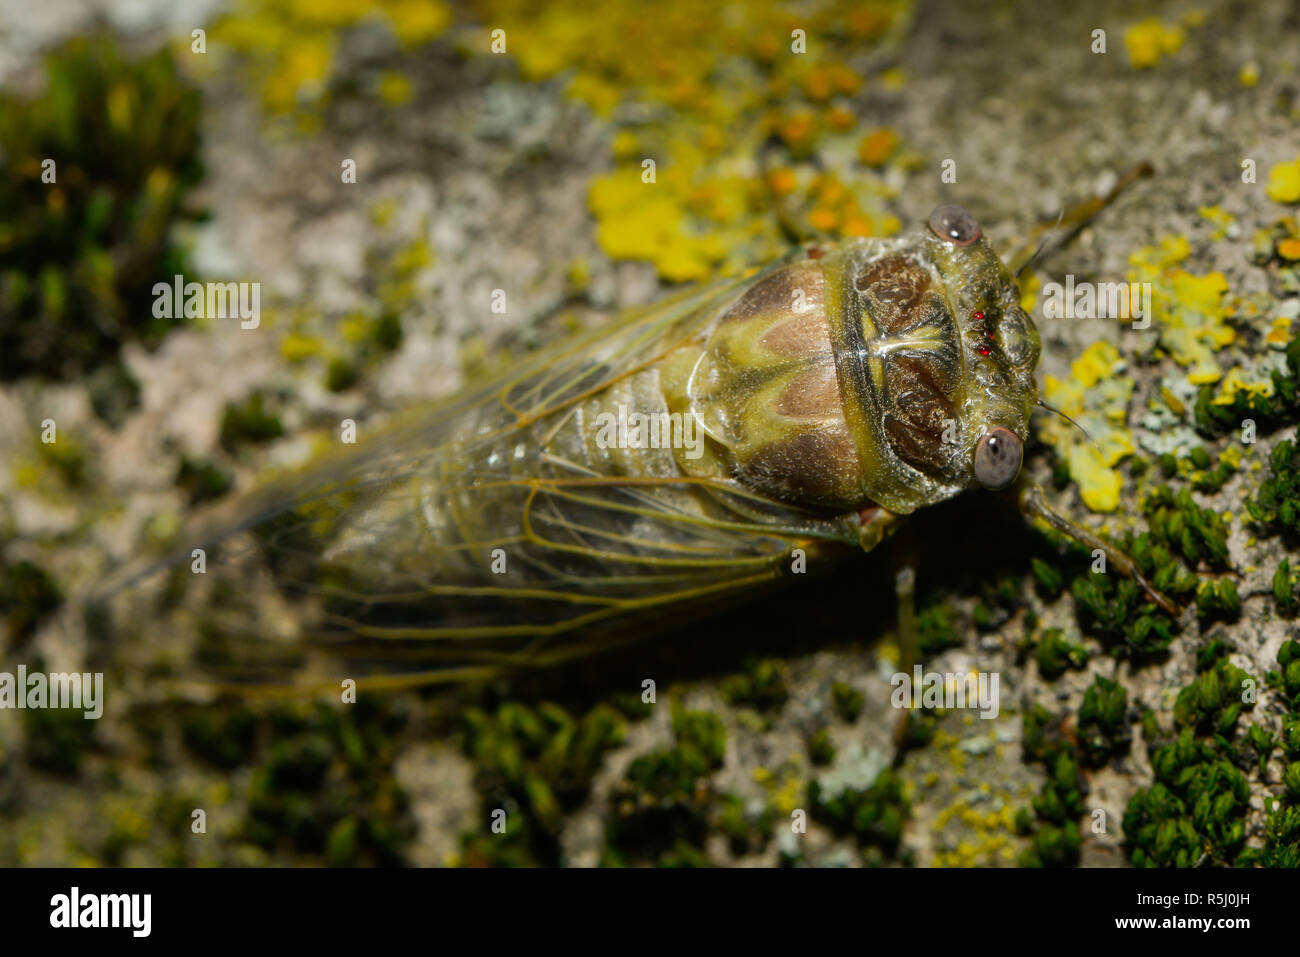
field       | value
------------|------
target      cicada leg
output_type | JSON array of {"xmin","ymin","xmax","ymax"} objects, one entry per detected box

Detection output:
[
  {"xmin": 1018, "ymin": 484, "xmax": 1180, "ymax": 617},
  {"xmin": 1009, "ymin": 162, "xmax": 1154, "ymax": 275},
  {"xmin": 891, "ymin": 561, "xmax": 919, "ymax": 761}
]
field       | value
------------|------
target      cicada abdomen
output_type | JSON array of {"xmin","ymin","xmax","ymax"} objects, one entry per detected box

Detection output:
[{"xmin": 107, "ymin": 204, "xmax": 1051, "ymax": 691}]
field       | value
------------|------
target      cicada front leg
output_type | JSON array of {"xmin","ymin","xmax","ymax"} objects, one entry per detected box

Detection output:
[{"xmin": 1018, "ymin": 484, "xmax": 1181, "ymax": 617}]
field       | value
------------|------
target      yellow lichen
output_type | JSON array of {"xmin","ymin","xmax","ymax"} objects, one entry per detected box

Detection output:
[
  {"xmin": 213, "ymin": 0, "xmax": 451, "ymax": 115},
  {"xmin": 1042, "ymin": 341, "xmax": 1135, "ymax": 512},
  {"xmin": 1127, "ymin": 234, "xmax": 1233, "ymax": 384},
  {"xmin": 1268, "ymin": 157, "xmax": 1300, "ymax": 204},
  {"xmin": 469, "ymin": 0, "xmax": 912, "ymax": 280},
  {"xmin": 1124, "ymin": 18, "xmax": 1186, "ymax": 69},
  {"xmin": 1198, "ymin": 205, "xmax": 1234, "ymax": 240},
  {"xmin": 1266, "ymin": 316, "xmax": 1292, "ymax": 347}
]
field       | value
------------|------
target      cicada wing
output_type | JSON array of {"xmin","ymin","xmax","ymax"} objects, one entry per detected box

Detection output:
[{"xmin": 101, "ymin": 265, "xmax": 859, "ymax": 692}]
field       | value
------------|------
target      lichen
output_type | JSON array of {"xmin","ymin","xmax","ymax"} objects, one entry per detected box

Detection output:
[{"xmin": 1041, "ymin": 341, "xmax": 1134, "ymax": 511}]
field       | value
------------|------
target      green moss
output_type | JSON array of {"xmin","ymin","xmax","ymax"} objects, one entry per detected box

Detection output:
[
  {"xmin": 1246, "ymin": 437, "xmax": 1300, "ymax": 539},
  {"xmin": 325, "ymin": 356, "xmax": 360, "ymax": 392},
  {"xmin": 1125, "ymin": 640, "xmax": 1263, "ymax": 866},
  {"xmin": 1239, "ymin": 642, "xmax": 1300, "ymax": 865},
  {"xmin": 1274, "ymin": 559, "xmax": 1297, "ymax": 617},
  {"xmin": 23, "ymin": 703, "xmax": 97, "ymax": 777},
  {"xmin": 1143, "ymin": 485, "xmax": 1231, "ymax": 568},
  {"xmin": 1077, "ymin": 675, "xmax": 1130, "ymax": 767},
  {"xmin": 917, "ymin": 602, "xmax": 961, "ymax": 654},
  {"xmin": 86, "ymin": 360, "xmax": 141, "ymax": 428},
  {"xmin": 0, "ymin": 558, "xmax": 62, "ymax": 649},
  {"xmin": 181, "ymin": 704, "xmax": 258, "ymax": 769},
  {"xmin": 242, "ymin": 698, "xmax": 416, "ymax": 865},
  {"xmin": 807, "ymin": 726, "xmax": 836, "ymax": 766},
  {"xmin": 1030, "ymin": 557, "xmax": 1065, "ymax": 599},
  {"xmin": 0, "ymin": 35, "xmax": 204, "ymax": 381},
  {"xmin": 1125, "ymin": 730, "xmax": 1250, "ymax": 866},
  {"xmin": 808, "ymin": 766, "xmax": 909, "ymax": 855},
  {"xmin": 1070, "ymin": 573, "xmax": 1177, "ymax": 660},
  {"xmin": 1034, "ymin": 628, "xmax": 1087, "ymax": 680},
  {"xmin": 176, "ymin": 456, "xmax": 233, "ymax": 506},
  {"xmin": 1195, "ymin": 578, "xmax": 1241, "ymax": 623},
  {"xmin": 1172, "ymin": 639, "xmax": 1255, "ymax": 737},
  {"xmin": 219, "ymin": 392, "xmax": 285, "ymax": 452},
  {"xmin": 1193, "ymin": 338, "xmax": 1300, "ymax": 437},
  {"xmin": 972, "ymin": 574, "xmax": 1023, "ymax": 632},
  {"xmin": 604, "ymin": 704, "xmax": 724, "ymax": 865},
  {"xmin": 460, "ymin": 699, "xmax": 626, "ymax": 863},
  {"xmin": 720, "ymin": 658, "xmax": 789, "ymax": 713},
  {"xmin": 1017, "ymin": 702, "xmax": 1085, "ymax": 867},
  {"xmin": 830, "ymin": 680, "xmax": 863, "ymax": 723},
  {"xmin": 717, "ymin": 793, "xmax": 773, "ymax": 856}
]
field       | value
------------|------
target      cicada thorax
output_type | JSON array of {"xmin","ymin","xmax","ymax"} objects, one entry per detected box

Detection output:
[{"xmin": 679, "ymin": 240, "xmax": 983, "ymax": 515}]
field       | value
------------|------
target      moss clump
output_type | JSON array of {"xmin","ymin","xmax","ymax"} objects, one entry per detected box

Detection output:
[
  {"xmin": 1193, "ymin": 338, "xmax": 1300, "ymax": 437},
  {"xmin": 1070, "ymin": 573, "xmax": 1177, "ymax": 661},
  {"xmin": 219, "ymin": 392, "xmax": 285, "ymax": 452},
  {"xmin": 971, "ymin": 574, "xmax": 1024, "ymax": 632},
  {"xmin": 180, "ymin": 704, "xmax": 258, "ymax": 769},
  {"xmin": 86, "ymin": 360, "xmax": 141, "ymax": 428},
  {"xmin": 917, "ymin": 602, "xmax": 961, "ymax": 655},
  {"xmin": 324, "ymin": 357, "xmax": 360, "ymax": 393},
  {"xmin": 1195, "ymin": 578, "xmax": 1241, "ymax": 623},
  {"xmin": 459, "ymin": 699, "xmax": 626, "ymax": 866},
  {"xmin": 1124, "ymin": 730, "xmax": 1250, "ymax": 866},
  {"xmin": 1188, "ymin": 447, "xmax": 1239, "ymax": 494},
  {"xmin": 717, "ymin": 793, "xmax": 773, "ymax": 857},
  {"xmin": 1246, "ymin": 437, "xmax": 1300, "ymax": 539},
  {"xmin": 1244, "ymin": 641, "xmax": 1300, "ymax": 867},
  {"xmin": 22, "ymin": 702, "xmax": 98, "ymax": 777},
  {"xmin": 807, "ymin": 726, "xmax": 836, "ymax": 766},
  {"xmin": 175, "ymin": 456, "xmax": 233, "ymax": 506},
  {"xmin": 720, "ymin": 658, "xmax": 789, "ymax": 713},
  {"xmin": 1125, "ymin": 641, "xmax": 1258, "ymax": 867},
  {"xmin": 603, "ymin": 704, "xmax": 725, "ymax": 866},
  {"xmin": 0, "ymin": 558, "xmax": 62, "ymax": 649},
  {"xmin": 1172, "ymin": 639, "xmax": 1255, "ymax": 736},
  {"xmin": 830, "ymin": 680, "xmax": 863, "ymax": 723},
  {"xmin": 0, "ymin": 35, "xmax": 203, "ymax": 382},
  {"xmin": 1142, "ymin": 485, "xmax": 1231, "ymax": 569},
  {"xmin": 1034, "ymin": 629, "xmax": 1088, "ymax": 680},
  {"xmin": 242, "ymin": 698, "xmax": 416, "ymax": 866},
  {"xmin": 1274, "ymin": 559, "xmax": 1297, "ymax": 617},
  {"xmin": 808, "ymin": 766, "xmax": 909, "ymax": 856},
  {"xmin": 1017, "ymin": 703, "xmax": 1084, "ymax": 867},
  {"xmin": 1030, "ymin": 557, "xmax": 1065, "ymax": 600},
  {"xmin": 1077, "ymin": 675, "xmax": 1130, "ymax": 767}
]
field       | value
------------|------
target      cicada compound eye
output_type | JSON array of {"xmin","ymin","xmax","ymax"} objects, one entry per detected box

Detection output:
[
  {"xmin": 973, "ymin": 427, "xmax": 1022, "ymax": 490},
  {"xmin": 928, "ymin": 204, "xmax": 982, "ymax": 246}
]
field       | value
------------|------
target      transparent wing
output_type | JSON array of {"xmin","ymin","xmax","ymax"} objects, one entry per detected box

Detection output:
[{"xmin": 100, "ymin": 264, "xmax": 861, "ymax": 692}]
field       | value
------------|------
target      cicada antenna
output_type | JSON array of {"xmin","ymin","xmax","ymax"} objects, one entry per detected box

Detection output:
[{"xmin": 1036, "ymin": 398, "xmax": 1097, "ymax": 449}]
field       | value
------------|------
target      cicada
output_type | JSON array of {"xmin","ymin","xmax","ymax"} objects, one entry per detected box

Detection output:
[{"xmin": 103, "ymin": 199, "xmax": 1174, "ymax": 694}]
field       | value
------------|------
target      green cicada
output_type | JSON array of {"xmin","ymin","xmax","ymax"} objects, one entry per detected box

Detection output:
[{"xmin": 104, "ymin": 199, "xmax": 1174, "ymax": 693}]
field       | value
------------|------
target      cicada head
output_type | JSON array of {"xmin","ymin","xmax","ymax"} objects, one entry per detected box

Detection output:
[{"xmin": 778, "ymin": 203, "xmax": 1041, "ymax": 514}]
